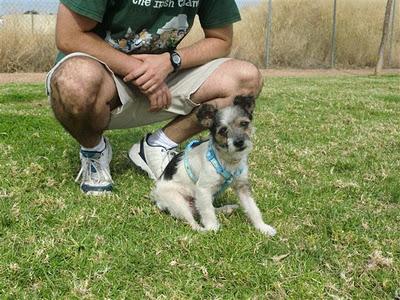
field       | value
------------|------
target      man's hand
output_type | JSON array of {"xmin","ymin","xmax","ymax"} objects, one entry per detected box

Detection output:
[
  {"xmin": 145, "ymin": 82, "xmax": 172, "ymax": 112},
  {"xmin": 123, "ymin": 52, "xmax": 173, "ymax": 94}
]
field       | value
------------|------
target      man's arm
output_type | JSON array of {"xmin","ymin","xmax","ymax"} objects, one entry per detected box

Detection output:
[
  {"xmin": 56, "ymin": 3, "xmax": 141, "ymax": 77},
  {"xmin": 123, "ymin": 25, "xmax": 233, "ymax": 93},
  {"xmin": 178, "ymin": 25, "xmax": 233, "ymax": 69},
  {"xmin": 56, "ymin": 3, "xmax": 171, "ymax": 111}
]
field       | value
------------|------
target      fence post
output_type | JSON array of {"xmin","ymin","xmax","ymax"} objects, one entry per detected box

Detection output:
[
  {"xmin": 264, "ymin": 0, "xmax": 273, "ymax": 68},
  {"xmin": 331, "ymin": 0, "xmax": 337, "ymax": 68},
  {"xmin": 388, "ymin": 0, "xmax": 397, "ymax": 66},
  {"xmin": 375, "ymin": 0, "xmax": 394, "ymax": 75},
  {"xmin": 31, "ymin": 13, "xmax": 34, "ymax": 33}
]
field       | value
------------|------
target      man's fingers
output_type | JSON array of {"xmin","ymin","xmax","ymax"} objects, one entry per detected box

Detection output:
[
  {"xmin": 166, "ymin": 88, "xmax": 172, "ymax": 108},
  {"xmin": 158, "ymin": 93, "xmax": 165, "ymax": 110},
  {"xmin": 123, "ymin": 64, "xmax": 146, "ymax": 82},
  {"xmin": 149, "ymin": 96, "xmax": 158, "ymax": 112},
  {"xmin": 146, "ymin": 85, "xmax": 157, "ymax": 94},
  {"xmin": 160, "ymin": 91, "xmax": 167, "ymax": 109},
  {"xmin": 141, "ymin": 79, "xmax": 157, "ymax": 92},
  {"xmin": 146, "ymin": 84, "xmax": 171, "ymax": 112},
  {"xmin": 123, "ymin": 70, "xmax": 143, "ymax": 82},
  {"xmin": 133, "ymin": 72, "xmax": 154, "ymax": 87},
  {"xmin": 148, "ymin": 93, "xmax": 162, "ymax": 112}
]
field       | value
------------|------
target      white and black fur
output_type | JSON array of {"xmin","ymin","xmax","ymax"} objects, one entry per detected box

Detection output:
[{"xmin": 150, "ymin": 96, "xmax": 276, "ymax": 236}]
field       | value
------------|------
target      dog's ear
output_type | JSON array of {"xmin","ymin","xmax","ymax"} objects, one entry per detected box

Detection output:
[
  {"xmin": 196, "ymin": 104, "xmax": 217, "ymax": 128},
  {"xmin": 234, "ymin": 95, "xmax": 256, "ymax": 119}
]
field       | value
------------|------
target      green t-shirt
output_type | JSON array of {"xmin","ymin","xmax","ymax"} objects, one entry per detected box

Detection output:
[{"xmin": 56, "ymin": 0, "xmax": 241, "ymax": 62}]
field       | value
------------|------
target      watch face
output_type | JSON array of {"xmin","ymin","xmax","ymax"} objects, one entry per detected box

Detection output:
[{"xmin": 172, "ymin": 53, "xmax": 181, "ymax": 64}]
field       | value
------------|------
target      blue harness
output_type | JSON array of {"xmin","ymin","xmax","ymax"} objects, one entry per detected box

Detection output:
[{"xmin": 184, "ymin": 140, "xmax": 244, "ymax": 196}]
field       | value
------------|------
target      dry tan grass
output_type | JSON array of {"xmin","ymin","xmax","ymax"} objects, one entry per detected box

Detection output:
[
  {"xmin": 0, "ymin": 18, "xmax": 57, "ymax": 72},
  {"xmin": 182, "ymin": 0, "xmax": 400, "ymax": 68},
  {"xmin": 0, "ymin": 0, "xmax": 399, "ymax": 72},
  {"xmin": 0, "ymin": 32, "xmax": 56, "ymax": 72},
  {"xmin": 271, "ymin": 0, "xmax": 399, "ymax": 67}
]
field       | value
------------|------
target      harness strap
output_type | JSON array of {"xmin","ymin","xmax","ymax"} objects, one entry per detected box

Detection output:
[
  {"xmin": 184, "ymin": 140, "xmax": 201, "ymax": 183},
  {"xmin": 184, "ymin": 139, "xmax": 244, "ymax": 196},
  {"xmin": 206, "ymin": 142, "xmax": 243, "ymax": 195}
]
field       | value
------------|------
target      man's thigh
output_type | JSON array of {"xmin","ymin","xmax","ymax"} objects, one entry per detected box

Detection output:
[
  {"xmin": 47, "ymin": 54, "xmax": 233, "ymax": 130},
  {"xmin": 108, "ymin": 58, "xmax": 231, "ymax": 130},
  {"xmin": 190, "ymin": 59, "xmax": 262, "ymax": 108}
]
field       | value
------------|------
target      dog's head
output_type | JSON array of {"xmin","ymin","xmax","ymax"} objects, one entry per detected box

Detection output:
[{"xmin": 196, "ymin": 95, "xmax": 255, "ymax": 154}]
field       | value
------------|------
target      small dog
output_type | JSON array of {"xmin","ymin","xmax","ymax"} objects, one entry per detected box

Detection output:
[{"xmin": 150, "ymin": 96, "xmax": 276, "ymax": 236}]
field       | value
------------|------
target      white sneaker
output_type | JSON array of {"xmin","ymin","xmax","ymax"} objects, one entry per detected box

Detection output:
[
  {"xmin": 75, "ymin": 138, "xmax": 113, "ymax": 195},
  {"xmin": 129, "ymin": 133, "xmax": 177, "ymax": 180}
]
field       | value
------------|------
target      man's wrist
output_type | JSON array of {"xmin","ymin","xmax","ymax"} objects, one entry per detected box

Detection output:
[
  {"xmin": 163, "ymin": 52, "xmax": 174, "ymax": 74},
  {"xmin": 120, "ymin": 55, "xmax": 142, "ymax": 77},
  {"xmin": 169, "ymin": 50, "xmax": 182, "ymax": 73}
]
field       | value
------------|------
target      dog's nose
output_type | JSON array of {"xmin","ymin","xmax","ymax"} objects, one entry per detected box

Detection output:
[{"xmin": 233, "ymin": 139, "xmax": 245, "ymax": 148}]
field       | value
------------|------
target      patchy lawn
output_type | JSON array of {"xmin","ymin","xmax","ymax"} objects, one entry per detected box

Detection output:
[{"xmin": 0, "ymin": 75, "xmax": 399, "ymax": 298}]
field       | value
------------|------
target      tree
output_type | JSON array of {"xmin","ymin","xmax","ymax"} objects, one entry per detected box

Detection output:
[
  {"xmin": 24, "ymin": 10, "xmax": 39, "ymax": 15},
  {"xmin": 375, "ymin": 0, "xmax": 394, "ymax": 75}
]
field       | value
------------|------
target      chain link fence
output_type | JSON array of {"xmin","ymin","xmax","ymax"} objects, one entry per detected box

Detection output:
[
  {"xmin": 0, "ymin": 0, "xmax": 57, "ymax": 33},
  {"xmin": 261, "ymin": 0, "xmax": 399, "ymax": 69},
  {"xmin": 0, "ymin": 0, "xmax": 399, "ymax": 72}
]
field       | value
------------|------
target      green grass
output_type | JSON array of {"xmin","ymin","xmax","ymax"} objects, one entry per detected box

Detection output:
[{"xmin": 0, "ymin": 76, "xmax": 399, "ymax": 299}]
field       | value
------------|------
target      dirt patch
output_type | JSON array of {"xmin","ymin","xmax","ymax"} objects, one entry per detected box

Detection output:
[
  {"xmin": 0, "ymin": 69, "xmax": 399, "ymax": 84},
  {"xmin": 261, "ymin": 68, "xmax": 400, "ymax": 77},
  {"xmin": 0, "ymin": 73, "xmax": 47, "ymax": 84}
]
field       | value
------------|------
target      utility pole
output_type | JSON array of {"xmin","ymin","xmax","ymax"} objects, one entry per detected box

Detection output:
[
  {"xmin": 31, "ymin": 13, "xmax": 34, "ymax": 34},
  {"xmin": 264, "ymin": 0, "xmax": 273, "ymax": 68},
  {"xmin": 388, "ymin": 0, "xmax": 397, "ymax": 66},
  {"xmin": 331, "ymin": 0, "xmax": 337, "ymax": 68},
  {"xmin": 375, "ymin": 0, "xmax": 394, "ymax": 75}
]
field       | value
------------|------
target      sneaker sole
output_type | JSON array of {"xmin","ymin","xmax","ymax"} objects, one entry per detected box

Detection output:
[
  {"xmin": 85, "ymin": 190, "xmax": 113, "ymax": 196},
  {"xmin": 128, "ymin": 143, "xmax": 157, "ymax": 180},
  {"xmin": 81, "ymin": 183, "xmax": 113, "ymax": 195}
]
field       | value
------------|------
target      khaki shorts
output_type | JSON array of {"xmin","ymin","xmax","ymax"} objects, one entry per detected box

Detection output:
[{"xmin": 45, "ymin": 52, "xmax": 230, "ymax": 130}]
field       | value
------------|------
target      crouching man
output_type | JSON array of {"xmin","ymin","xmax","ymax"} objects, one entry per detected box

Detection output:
[{"xmin": 46, "ymin": 0, "xmax": 263, "ymax": 194}]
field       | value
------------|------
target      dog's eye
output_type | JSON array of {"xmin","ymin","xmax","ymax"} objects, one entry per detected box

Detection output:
[
  {"xmin": 218, "ymin": 127, "xmax": 228, "ymax": 136},
  {"xmin": 240, "ymin": 121, "xmax": 250, "ymax": 128}
]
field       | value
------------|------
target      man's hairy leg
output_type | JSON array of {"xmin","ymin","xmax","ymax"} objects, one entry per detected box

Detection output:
[
  {"xmin": 50, "ymin": 57, "xmax": 121, "ymax": 148},
  {"xmin": 163, "ymin": 59, "xmax": 263, "ymax": 143}
]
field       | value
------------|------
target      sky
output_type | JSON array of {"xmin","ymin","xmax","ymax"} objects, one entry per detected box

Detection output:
[
  {"xmin": 0, "ymin": 0, "xmax": 259, "ymax": 15},
  {"xmin": 0, "ymin": 0, "xmax": 59, "ymax": 15}
]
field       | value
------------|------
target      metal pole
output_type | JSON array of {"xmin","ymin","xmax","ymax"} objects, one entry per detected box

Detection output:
[
  {"xmin": 388, "ymin": 0, "xmax": 396, "ymax": 66},
  {"xmin": 331, "ymin": 0, "xmax": 337, "ymax": 68},
  {"xmin": 31, "ymin": 13, "xmax": 34, "ymax": 34},
  {"xmin": 265, "ymin": 0, "xmax": 273, "ymax": 68},
  {"xmin": 375, "ymin": 0, "xmax": 394, "ymax": 75}
]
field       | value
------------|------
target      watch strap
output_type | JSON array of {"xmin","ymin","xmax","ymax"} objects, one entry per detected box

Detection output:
[{"xmin": 170, "ymin": 50, "xmax": 181, "ymax": 73}]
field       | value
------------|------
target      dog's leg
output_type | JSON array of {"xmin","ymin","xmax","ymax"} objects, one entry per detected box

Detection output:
[
  {"xmin": 234, "ymin": 183, "xmax": 276, "ymax": 236},
  {"xmin": 151, "ymin": 184, "xmax": 204, "ymax": 231},
  {"xmin": 195, "ymin": 187, "xmax": 220, "ymax": 231}
]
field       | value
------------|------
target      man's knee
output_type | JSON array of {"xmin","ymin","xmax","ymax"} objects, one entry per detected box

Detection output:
[
  {"xmin": 50, "ymin": 57, "xmax": 106, "ymax": 115},
  {"xmin": 233, "ymin": 60, "xmax": 263, "ymax": 96}
]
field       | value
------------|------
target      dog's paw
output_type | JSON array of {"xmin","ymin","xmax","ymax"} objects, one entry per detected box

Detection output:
[
  {"xmin": 204, "ymin": 222, "xmax": 220, "ymax": 232},
  {"xmin": 190, "ymin": 223, "xmax": 206, "ymax": 232},
  {"xmin": 256, "ymin": 223, "xmax": 277, "ymax": 236}
]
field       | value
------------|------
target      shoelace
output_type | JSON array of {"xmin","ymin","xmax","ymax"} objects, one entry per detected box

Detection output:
[
  {"xmin": 75, "ymin": 156, "xmax": 113, "ymax": 184},
  {"xmin": 160, "ymin": 148, "xmax": 178, "ymax": 167}
]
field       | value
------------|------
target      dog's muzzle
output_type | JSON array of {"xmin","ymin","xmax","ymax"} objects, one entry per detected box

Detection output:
[{"xmin": 233, "ymin": 139, "xmax": 246, "ymax": 151}]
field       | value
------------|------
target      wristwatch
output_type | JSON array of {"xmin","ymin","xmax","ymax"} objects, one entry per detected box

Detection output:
[{"xmin": 169, "ymin": 50, "xmax": 182, "ymax": 73}]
